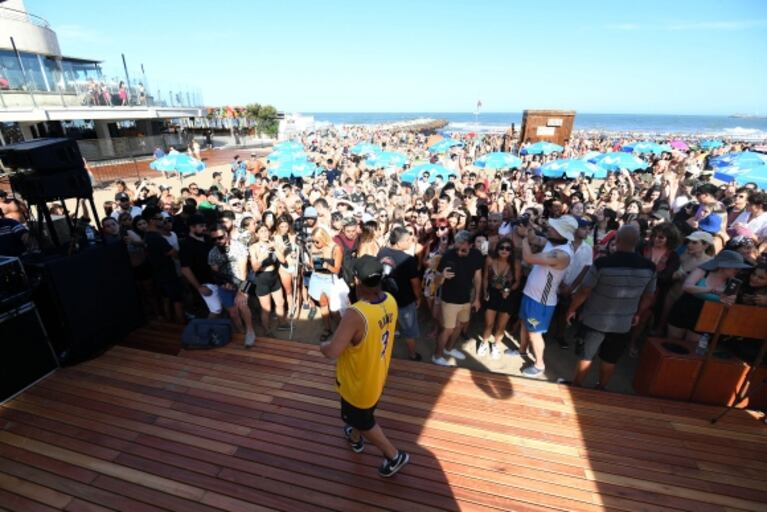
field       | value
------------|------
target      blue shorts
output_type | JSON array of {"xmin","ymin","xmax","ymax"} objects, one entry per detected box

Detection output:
[
  {"xmin": 519, "ymin": 295, "xmax": 556, "ymax": 334},
  {"xmin": 397, "ymin": 302, "xmax": 420, "ymax": 339},
  {"xmin": 218, "ymin": 287, "xmax": 236, "ymax": 309}
]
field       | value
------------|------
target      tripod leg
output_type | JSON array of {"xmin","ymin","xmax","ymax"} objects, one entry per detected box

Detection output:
[{"xmin": 710, "ymin": 379, "xmax": 767, "ymax": 424}]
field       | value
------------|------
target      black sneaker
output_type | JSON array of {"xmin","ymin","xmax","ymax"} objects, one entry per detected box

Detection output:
[
  {"xmin": 409, "ymin": 352, "xmax": 423, "ymax": 361},
  {"xmin": 378, "ymin": 450, "xmax": 410, "ymax": 478},
  {"xmin": 343, "ymin": 426, "xmax": 364, "ymax": 453}
]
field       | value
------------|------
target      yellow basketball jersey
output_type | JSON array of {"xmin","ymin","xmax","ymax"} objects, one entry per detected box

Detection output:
[{"xmin": 336, "ymin": 292, "xmax": 398, "ymax": 409}]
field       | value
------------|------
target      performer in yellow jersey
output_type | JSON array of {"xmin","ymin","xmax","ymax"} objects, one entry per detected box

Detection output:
[{"xmin": 320, "ymin": 255, "xmax": 410, "ymax": 477}]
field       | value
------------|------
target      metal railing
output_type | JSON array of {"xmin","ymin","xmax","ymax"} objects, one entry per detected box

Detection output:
[{"xmin": 0, "ymin": 6, "xmax": 51, "ymax": 29}]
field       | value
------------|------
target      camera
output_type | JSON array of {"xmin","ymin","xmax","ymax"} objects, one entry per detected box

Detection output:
[
  {"xmin": 313, "ymin": 256, "xmax": 324, "ymax": 269},
  {"xmin": 511, "ymin": 213, "xmax": 531, "ymax": 227}
]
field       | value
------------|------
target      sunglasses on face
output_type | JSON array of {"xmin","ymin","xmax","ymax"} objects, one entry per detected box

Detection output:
[{"xmin": 498, "ymin": 245, "xmax": 512, "ymax": 251}]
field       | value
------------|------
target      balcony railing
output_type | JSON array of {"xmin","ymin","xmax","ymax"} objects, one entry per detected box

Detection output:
[{"xmin": 0, "ymin": 6, "xmax": 52, "ymax": 29}]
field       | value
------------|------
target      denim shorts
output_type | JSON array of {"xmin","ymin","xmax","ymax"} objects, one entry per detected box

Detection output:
[
  {"xmin": 397, "ymin": 302, "xmax": 420, "ymax": 339},
  {"xmin": 218, "ymin": 287, "xmax": 236, "ymax": 309}
]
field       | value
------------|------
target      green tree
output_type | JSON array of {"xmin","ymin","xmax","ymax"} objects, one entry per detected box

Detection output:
[{"xmin": 244, "ymin": 103, "xmax": 279, "ymax": 137}]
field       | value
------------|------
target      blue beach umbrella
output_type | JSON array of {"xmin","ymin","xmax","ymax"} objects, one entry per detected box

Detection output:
[
  {"xmin": 699, "ymin": 140, "xmax": 724, "ymax": 150},
  {"xmin": 710, "ymin": 151, "xmax": 767, "ymax": 169},
  {"xmin": 590, "ymin": 152, "xmax": 649, "ymax": 172},
  {"xmin": 149, "ymin": 153, "xmax": 205, "ymax": 175},
  {"xmin": 268, "ymin": 159, "xmax": 319, "ymax": 179},
  {"xmin": 540, "ymin": 159, "xmax": 602, "ymax": 179},
  {"xmin": 266, "ymin": 149, "xmax": 307, "ymax": 162},
  {"xmin": 579, "ymin": 150, "xmax": 602, "ymax": 162},
  {"xmin": 428, "ymin": 139, "xmax": 464, "ymax": 154},
  {"xmin": 522, "ymin": 141, "xmax": 564, "ymax": 155},
  {"xmin": 273, "ymin": 140, "xmax": 303, "ymax": 151},
  {"xmin": 365, "ymin": 151, "xmax": 408, "ymax": 168},
  {"xmin": 474, "ymin": 152, "xmax": 523, "ymax": 169},
  {"xmin": 623, "ymin": 141, "xmax": 672, "ymax": 155},
  {"xmin": 400, "ymin": 163, "xmax": 448, "ymax": 183},
  {"xmin": 715, "ymin": 165, "xmax": 767, "ymax": 189},
  {"xmin": 350, "ymin": 142, "xmax": 382, "ymax": 156}
]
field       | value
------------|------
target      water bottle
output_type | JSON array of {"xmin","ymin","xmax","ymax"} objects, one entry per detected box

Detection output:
[{"xmin": 695, "ymin": 333, "xmax": 710, "ymax": 356}]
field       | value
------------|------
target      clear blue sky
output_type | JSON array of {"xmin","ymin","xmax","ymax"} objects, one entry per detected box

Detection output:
[{"xmin": 29, "ymin": 0, "xmax": 767, "ymax": 114}]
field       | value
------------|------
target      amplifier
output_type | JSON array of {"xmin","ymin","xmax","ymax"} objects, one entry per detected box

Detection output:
[
  {"xmin": 0, "ymin": 256, "xmax": 31, "ymax": 313},
  {"xmin": 0, "ymin": 138, "xmax": 84, "ymax": 173},
  {"xmin": 1, "ymin": 302, "xmax": 59, "ymax": 403}
]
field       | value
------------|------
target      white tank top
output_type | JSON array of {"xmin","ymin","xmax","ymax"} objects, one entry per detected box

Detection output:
[{"xmin": 523, "ymin": 241, "xmax": 573, "ymax": 306}]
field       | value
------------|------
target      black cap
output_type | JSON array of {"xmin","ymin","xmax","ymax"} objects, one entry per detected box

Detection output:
[
  {"xmin": 188, "ymin": 214, "xmax": 207, "ymax": 227},
  {"xmin": 115, "ymin": 192, "xmax": 130, "ymax": 201},
  {"xmin": 353, "ymin": 255, "xmax": 383, "ymax": 287}
]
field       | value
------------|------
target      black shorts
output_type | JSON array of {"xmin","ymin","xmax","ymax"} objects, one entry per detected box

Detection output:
[
  {"xmin": 485, "ymin": 287, "xmax": 521, "ymax": 314},
  {"xmin": 340, "ymin": 397, "xmax": 377, "ymax": 431},
  {"xmin": 251, "ymin": 270, "xmax": 281, "ymax": 297},
  {"xmin": 579, "ymin": 325, "xmax": 628, "ymax": 364}
]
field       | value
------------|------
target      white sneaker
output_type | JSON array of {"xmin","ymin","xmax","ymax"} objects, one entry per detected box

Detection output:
[
  {"xmin": 490, "ymin": 344, "xmax": 502, "ymax": 360},
  {"xmin": 505, "ymin": 348, "xmax": 523, "ymax": 357},
  {"xmin": 432, "ymin": 355, "xmax": 456, "ymax": 367},
  {"xmin": 244, "ymin": 330, "xmax": 256, "ymax": 348},
  {"xmin": 444, "ymin": 348, "xmax": 466, "ymax": 360},
  {"xmin": 476, "ymin": 342, "xmax": 490, "ymax": 358}
]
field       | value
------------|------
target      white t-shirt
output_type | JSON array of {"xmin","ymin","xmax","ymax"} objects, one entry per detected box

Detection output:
[
  {"xmin": 734, "ymin": 210, "xmax": 767, "ymax": 238},
  {"xmin": 162, "ymin": 231, "xmax": 179, "ymax": 252},
  {"xmin": 523, "ymin": 241, "xmax": 573, "ymax": 306},
  {"xmin": 563, "ymin": 241, "xmax": 593, "ymax": 290},
  {"xmin": 671, "ymin": 195, "xmax": 691, "ymax": 213}
]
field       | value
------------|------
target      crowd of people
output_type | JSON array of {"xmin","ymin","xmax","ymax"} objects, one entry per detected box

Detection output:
[{"xmin": 3, "ymin": 126, "xmax": 767, "ymax": 389}]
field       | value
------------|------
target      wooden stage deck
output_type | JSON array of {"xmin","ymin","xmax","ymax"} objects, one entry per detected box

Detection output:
[{"xmin": 2, "ymin": 323, "xmax": 767, "ymax": 512}]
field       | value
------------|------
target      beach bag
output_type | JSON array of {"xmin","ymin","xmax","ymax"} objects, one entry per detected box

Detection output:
[{"xmin": 182, "ymin": 319, "xmax": 233, "ymax": 349}]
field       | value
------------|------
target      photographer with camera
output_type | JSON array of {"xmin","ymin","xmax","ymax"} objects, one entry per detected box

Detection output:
[
  {"xmin": 248, "ymin": 223, "xmax": 288, "ymax": 335},
  {"xmin": 208, "ymin": 224, "xmax": 257, "ymax": 347},
  {"xmin": 377, "ymin": 226, "xmax": 423, "ymax": 361}
]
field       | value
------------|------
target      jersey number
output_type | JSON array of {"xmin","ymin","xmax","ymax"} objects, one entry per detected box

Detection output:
[{"xmin": 380, "ymin": 331, "xmax": 390, "ymax": 359}]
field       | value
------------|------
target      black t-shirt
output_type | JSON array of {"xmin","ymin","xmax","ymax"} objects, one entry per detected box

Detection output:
[
  {"xmin": 180, "ymin": 235, "xmax": 214, "ymax": 284},
  {"xmin": 438, "ymin": 247, "xmax": 484, "ymax": 304},
  {"xmin": 0, "ymin": 218, "xmax": 28, "ymax": 256},
  {"xmin": 144, "ymin": 231, "xmax": 177, "ymax": 283},
  {"xmin": 377, "ymin": 247, "xmax": 419, "ymax": 307}
]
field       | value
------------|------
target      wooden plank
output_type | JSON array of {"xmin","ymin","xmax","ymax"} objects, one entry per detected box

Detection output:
[
  {"xmin": 0, "ymin": 471, "xmax": 73, "ymax": 509},
  {"xmin": 0, "ymin": 488, "xmax": 60, "ymax": 512},
  {"xmin": 0, "ymin": 431, "xmax": 206, "ymax": 502}
]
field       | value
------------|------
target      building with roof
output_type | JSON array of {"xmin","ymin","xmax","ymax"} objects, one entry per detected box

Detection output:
[{"xmin": 0, "ymin": 0, "xmax": 202, "ymax": 160}]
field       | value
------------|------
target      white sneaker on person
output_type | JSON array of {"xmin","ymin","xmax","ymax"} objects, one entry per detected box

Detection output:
[
  {"xmin": 244, "ymin": 330, "xmax": 256, "ymax": 348},
  {"xmin": 476, "ymin": 342, "xmax": 490, "ymax": 358},
  {"xmin": 432, "ymin": 355, "xmax": 456, "ymax": 367},
  {"xmin": 444, "ymin": 348, "xmax": 466, "ymax": 360},
  {"xmin": 490, "ymin": 344, "xmax": 503, "ymax": 360}
]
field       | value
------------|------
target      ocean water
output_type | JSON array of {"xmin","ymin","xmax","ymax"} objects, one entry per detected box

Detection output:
[{"xmin": 307, "ymin": 112, "xmax": 767, "ymax": 140}]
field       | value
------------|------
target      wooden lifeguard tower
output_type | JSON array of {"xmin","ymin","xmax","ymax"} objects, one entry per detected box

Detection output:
[{"xmin": 519, "ymin": 109, "xmax": 576, "ymax": 146}]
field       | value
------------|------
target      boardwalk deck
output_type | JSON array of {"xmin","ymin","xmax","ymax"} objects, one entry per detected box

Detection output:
[{"xmin": 1, "ymin": 322, "xmax": 766, "ymax": 511}]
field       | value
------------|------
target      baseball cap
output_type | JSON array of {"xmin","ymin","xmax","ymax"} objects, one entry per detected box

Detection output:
[
  {"xmin": 547, "ymin": 215, "xmax": 578, "ymax": 242},
  {"xmin": 188, "ymin": 214, "xmax": 207, "ymax": 227},
  {"xmin": 698, "ymin": 213, "xmax": 722, "ymax": 234},
  {"xmin": 353, "ymin": 255, "xmax": 383, "ymax": 287},
  {"xmin": 304, "ymin": 206, "xmax": 318, "ymax": 218},
  {"xmin": 115, "ymin": 192, "xmax": 130, "ymax": 202},
  {"xmin": 686, "ymin": 231, "xmax": 714, "ymax": 245},
  {"xmin": 575, "ymin": 216, "xmax": 593, "ymax": 228}
]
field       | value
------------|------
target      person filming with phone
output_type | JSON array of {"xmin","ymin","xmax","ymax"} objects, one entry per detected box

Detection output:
[
  {"xmin": 432, "ymin": 230, "xmax": 484, "ymax": 367},
  {"xmin": 666, "ymin": 250, "xmax": 751, "ymax": 342}
]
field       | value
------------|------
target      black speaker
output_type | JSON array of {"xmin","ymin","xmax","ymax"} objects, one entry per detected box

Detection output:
[
  {"xmin": 24, "ymin": 243, "xmax": 145, "ymax": 365},
  {"xmin": 1, "ymin": 303, "xmax": 59, "ymax": 402},
  {"xmin": 0, "ymin": 138, "xmax": 84, "ymax": 173}
]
